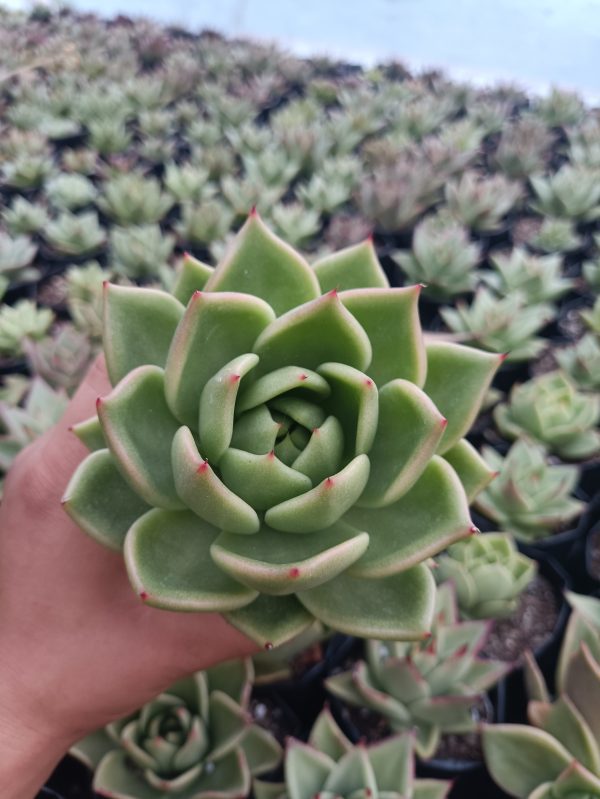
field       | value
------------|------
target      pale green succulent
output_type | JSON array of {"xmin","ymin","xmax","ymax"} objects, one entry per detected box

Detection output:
[
  {"xmin": 494, "ymin": 372, "xmax": 600, "ymax": 460},
  {"xmin": 140, "ymin": 135, "xmax": 176, "ymax": 165},
  {"xmin": 582, "ymin": 298, "xmax": 600, "ymax": 336},
  {"xmin": 394, "ymin": 212, "xmax": 481, "ymax": 298},
  {"xmin": 164, "ymin": 163, "xmax": 215, "ymax": 204},
  {"xmin": 568, "ymin": 118, "xmax": 600, "ymax": 168},
  {"xmin": 531, "ymin": 165, "xmax": 600, "ymax": 221},
  {"xmin": 71, "ymin": 659, "xmax": 281, "ymax": 799},
  {"xmin": 98, "ymin": 173, "xmax": 174, "ymax": 226},
  {"xmin": 45, "ymin": 211, "xmax": 107, "ymax": 257},
  {"xmin": 494, "ymin": 117, "xmax": 553, "ymax": 178},
  {"xmin": 0, "ymin": 300, "xmax": 55, "ymax": 357},
  {"xmin": 268, "ymin": 203, "xmax": 321, "ymax": 249},
  {"xmin": 66, "ymin": 261, "xmax": 108, "ymax": 341},
  {"xmin": 474, "ymin": 441, "xmax": 585, "ymax": 542},
  {"xmin": 326, "ymin": 582, "xmax": 509, "ymax": 758},
  {"xmin": 254, "ymin": 707, "xmax": 451, "ymax": 799},
  {"xmin": 483, "ymin": 248, "xmax": 573, "ymax": 304},
  {"xmin": 440, "ymin": 288, "xmax": 552, "ymax": 362},
  {"xmin": 533, "ymin": 87, "xmax": 586, "ymax": 127},
  {"xmin": 175, "ymin": 201, "xmax": 234, "ymax": 247},
  {"xmin": 556, "ymin": 334, "xmax": 600, "ymax": 391},
  {"xmin": 61, "ymin": 148, "xmax": 98, "ymax": 175},
  {"xmin": 435, "ymin": 532, "xmax": 537, "ymax": 619},
  {"xmin": 2, "ymin": 154, "xmax": 54, "ymax": 189},
  {"xmin": 0, "ymin": 232, "xmax": 38, "ymax": 283},
  {"xmin": 63, "ymin": 213, "xmax": 500, "ymax": 647},
  {"xmin": 2, "ymin": 197, "xmax": 49, "ymax": 236},
  {"xmin": 24, "ymin": 323, "xmax": 94, "ymax": 393},
  {"xmin": 583, "ymin": 257, "xmax": 600, "ymax": 291},
  {"xmin": 221, "ymin": 175, "xmax": 285, "ymax": 220},
  {"xmin": 46, "ymin": 173, "xmax": 98, "ymax": 211},
  {"xmin": 527, "ymin": 218, "xmax": 582, "ymax": 254},
  {"xmin": 88, "ymin": 117, "xmax": 132, "ymax": 155},
  {"xmin": 296, "ymin": 157, "xmax": 360, "ymax": 214},
  {"xmin": 110, "ymin": 224, "xmax": 175, "ymax": 280},
  {"xmin": 242, "ymin": 150, "xmax": 301, "ymax": 190},
  {"xmin": 445, "ymin": 171, "xmax": 522, "ymax": 231}
]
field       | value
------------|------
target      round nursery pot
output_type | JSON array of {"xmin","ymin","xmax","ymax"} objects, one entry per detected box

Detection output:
[{"xmin": 44, "ymin": 753, "xmax": 95, "ymax": 799}]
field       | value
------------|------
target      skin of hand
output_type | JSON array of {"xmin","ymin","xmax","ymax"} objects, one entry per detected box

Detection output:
[{"xmin": 0, "ymin": 356, "xmax": 258, "ymax": 798}]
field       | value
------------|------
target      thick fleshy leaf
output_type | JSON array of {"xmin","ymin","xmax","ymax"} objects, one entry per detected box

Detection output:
[
  {"xmin": 347, "ymin": 457, "xmax": 471, "ymax": 578},
  {"xmin": 308, "ymin": 708, "xmax": 352, "ymax": 760},
  {"xmin": 70, "ymin": 729, "xmax": 116, "ymax": 771},
  {"xmin": 552, "ymin": 761, "xmax": 600, "ymax": 799},
  {"xmin": 286, "ymin": 741, "xmax": 335, "ymax": 799},
  {"xmin": 562, "ymin": 643, "xmax": 600, "ymax": 743},
  {"xmin": 239, "ymin": 725, "xmax": 282, "ymax": 776},
  {"xmin": 172, "ymin": 426, "xmax": 259, "ymax": 534},
  {"xmin": 225, "ymin": 594, "xmax": 314, "ymax": 648},
  {"xmin": 317, "ymin": 362, "xmax": 379, "ymax": 457},
  {"xmin": 211, "ymin": 520, "xmax": 369, "ymax": 595},
  {"xmin": 413, "ymin": 779, "xmax": 452, "ymax": 799},
  {"xmin": 124, "ymin": 509, "xmax": 257, "ymax": 611},
  {"xmin": 270, "ymin": 396, "xmax": 326, "ymax": 430},
  {"xmin": 103, "ymin": 284, "xmax": 184, "ymax": 386},
  {"xmin": 358, "ymin": 380, "xmax": 447, "ymax": 508},
  {"xmin": 253, "ymin": 780, "xmax": 286, "ymax": 799},
  {"xmin": 441, "ymin": 439, "xmax": 496, "ymax": 502},
  {"xmin": 164, "ymin": 290, "xmax": 275, "ymax": 427},
  {"xmin": 530, "ymin": 695, "xmax": 600, "ymax": 775},
  {"xmin": 236, "ymin": 366, "xmax": 330, "ymax": 414},
  {"xmin": 292, "ymin": 416, "xmax": 345, "ymax": 485},
  {"xmin": 206, "ymin": 658, "xmax": 253, "ymax": 707},
  {"xmin": 253, "ymin": 291, "xmax": 372, "ymax": 376},
  {"xmin": 324, "ymin": 747, "xmax": 376, "ymax": 797},
  {"xmin": 172, "ymin": 253, "xmax": 214, "ymax": 304},
  {"xmin": 423, "ymin": 341, "xmax": 501, "ymax": 454},
  {"xmin": 265, "ymin": 455, "xmax": 370, "ymax": 533},
  {"xmin": 98, "ymin": 366, "xmax": 183, "ymax": 509},
  {"xmin": 299, "ymin": 563, "xmax": 435, "ymax": 640},
  {"xmin": 367, "ymin": 733, "xmax": 412, "ymax": 794},
  {"xmin": 71, "ymin": 414, "xmax": 105, "ymax": 451},
  {"xmin": 341, "ymin": 286, "xmax": 426, "ymax": 387},
  {"xmin": 63, "ymin": 449, "xmax": 150, "ymax": 551},
  {"xmin": 482, "ymin": 725, "xmax": 573, "ymax": 799},
  {"xmin": 205, "ymin": 212, "xmax": 320, "ymax": 315},
  {"xmin": 198, "ymin": 353, "xmax": 259, "ymax": 463},
  {"xmin": 313, "ymin": 240, "xmax": 389, "ymax": 292},
  {"xmin": 219, "ymin": 449, "xmax": 312, "ymax": 510},
  {"xmin": 208, "ymin": 691, "xmax": 249, "ymax": 761},
  {"xmin": 230, "ymin": 406, "xmax": 281, "ymax": 455}
]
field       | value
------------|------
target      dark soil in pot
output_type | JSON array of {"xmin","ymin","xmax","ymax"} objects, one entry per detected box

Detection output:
[
  {"xmin": 44, "ymin": 755, "xmax": 95, "ymax": 799},
  {"xmin": 250, "ymin": 690, "xmax": 304, "ymax": 745}
]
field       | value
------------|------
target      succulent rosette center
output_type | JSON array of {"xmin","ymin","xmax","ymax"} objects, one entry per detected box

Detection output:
[{"xmin": 64, "ymin": 213, "xmax": 501, "ymax": 647}]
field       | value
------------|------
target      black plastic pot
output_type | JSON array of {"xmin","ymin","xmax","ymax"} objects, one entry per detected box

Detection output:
[{"xmin": 44, "ymin": 754, "xmax": 96, "ymax": 799}]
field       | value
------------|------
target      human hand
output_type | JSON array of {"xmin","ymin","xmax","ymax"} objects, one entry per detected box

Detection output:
[{"xmin": 0, "ymin": 356, "xmax": 257, "ymax": 798}]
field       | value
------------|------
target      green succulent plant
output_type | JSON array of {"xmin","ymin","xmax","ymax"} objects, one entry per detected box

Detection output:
[
  {"xmin": 45, "ymin": 211, "xmax": 107, "ymax": 257},
  {"xmin": 268, "ymin": 203, "xmax": 321, "ymax": 249},
  {"xmin": 530, "ymin": 165, "xmax": 600, "ymax": 222},
  {"xmin": 296, "ymin": 157, "xmax": 360, "ymax": 214},
  {"xmin": 2, "ymin": 197, "xmax": 49, "ymax": 236},
  {"xmin": 175, "ymin": 200, "xmax": 234, "ymax": 247},
  {"xmin": 394, "ymin": 212, "xmax": 481, "ymax": 298},
  {"xmin": 568, "ymin": 118, "xmax": 600, "ymax": 169},
  {"xmin": 483, "ymin": 248, "xmax": 572, "ymax": 304},
  {"xmin": 326, "ymin": 582, "xmax": 509, "ymax": 758},
  {"xmin": 445, "ymin": 171, "xmax": 522, "ymax": 232},
  {"xmin": 0, "ymin": 299, "xmax": 55, "ymax": 357},
  {"xmin": 494, "ymin": 117, "xmax": 553, "ymax": 178},
  {"xmin": 254, "ymin": 707, "xmax": 451, "ymax": 799},
  {"xmin": 534, "ymin": 87, "xmax": 586, "ymax": 128},
  {"xmin": 164, "ymin": 163, "xmax": 215, "ymax": 204},
  {"xmin": 221, "ymin": 176, "xmax": 284, "ymax": 222},
  {"xmin": 582, "ymin": 298, "xmax": 600, "ymax": 336},
  {"xmin": 110, "ymin": 224, "xmax": 175, "ymax": 280},
  {"xmin": 88, "ymin": 117, "xmax": 133, "ymax": 155},
  {"xmin": 98, "ymin": 173, "xmax": 174, "ymax": 226},
  {"xmin": 46, "ymin": 173, "xmax": 98, "ymax": 211},
  {"xmin": 0, "ymin": 231, "xmax": 38, "ymax": 283},
  {"xmin": 440, "ymin": 288, "xmax": 552, "ymax": 362},
  {"xmin": 494, "ymin": 371, "xmax": 600, "ymax": 459},
  {"xmin": 583, "ymin": 257, "xmax": 600, "ymax": 291},
  {"xmin": 66, "ymin": 261, "xmax": 108, "ymax": 341},
  {"xmin": 242, "ymin": 150, "xmax": 301, "ymax": 189},
  {"xmin": 556, "ymin": 334, "xmax": 600, "ymax": 392},
  {"xmin": 474, "ymin": 441, "xmax": 585, "ymax": 542},
  {"xmin": 71, "ymin": 658, "xmax": 282, "ymax": 799},
  {"xmin": 527, "ymin": 218, "xmax": 582, "ymax": 254},
  {"xmin": 24, "ymin": 323, "xmax": 94, "ymax": 393},
  {"xmin": 2, "ymin": 154, "xmax": 54, "ymax": 189},
  {"xmin": 63, "ymin": 213, "xmax": 500, "ymax": 647},
  {"xmin": 62, "ymin": 148, "xmax": 98, "ymax": 175},
  {"xmin": 435, "ymin": 532, "xmax": 537, "ymax": 619}
]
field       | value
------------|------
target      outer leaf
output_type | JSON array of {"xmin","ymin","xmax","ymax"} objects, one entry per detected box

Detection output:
[
  {"xmin": 253, "ymin": 291, "xmax": 372, "ymax": 376},
  {"xmin": 226, "ymin": 594, "xmax": 314, "ymax": 648},
  {"xmin": 63, "ymin": 449, "xmax": 150, "ymax": 551},
  {"xmin": 70, "ymin": 729, "xmax": 116, "ymax": 771},
  {"xmin": 239, "ymin": 725, "xmax": 283, "ymax": 777},
  {"xmin": 71, "ymin": 414, "xmax": 105, "ymax": 451},
  {"xmin": 530, "ymin": 695, "xmax": 600, "ymax": 775},
  {"xmin": 164, "ymin": 290, "xmax": 275, "ymax": 427},
  {"xmin": 324, "ymin": 747, "xmax": 376, "ymax": 797},
  {"xmin": 172, "ymin": 253, "xmax": 213, "ymax": 304},
  {"xmin": 347, "ymin": 456, "xmax": 472, "ymax": 577},
  {"xmin": 308, "ymin": 708, "xmax": 352, "ymax": 760},
  {"xmin": 341, "ymin": 286, "xmax": 426, "ymax": 387},
  {"xmin": 298, "ymin": 563, "xmax": 435, "ymax": 640},
  {"xmin": 562, "ymin": 643, "xmax": 600, "ymax": 743},
  {"xmin": 366, "ymin": 733, "xmax": 413, "ymax": 794},
  {"xmin": 103, "ymin": 283, "xmax": 184, "ymax": 385},
  {"xmin": 124, "ymin": 509, "xmax": 258, "ymax": 611},
  {"xmin": 482, "ymin": 724, "xmax": 573, "ymax": 799},
  {"xmin": 211, "ymin": 520, "xmax": 369, "ymax": 595},
  {"xmin": 98, "ymin": 365, "xmax": 183, "ymax": 509},
  {"xmin": 423, "ymin": 341, "xmax": 501, "ymax": 454},
  {"xmin": 285, "ymin": 741, "xmax": 335, "ymax": 799},
  {"xmin": 313, "ymin": 240, "xmax": 389, "ymax": 292},
  {"xmin": 441, "ymin": 439, "xmax": 497, "ymax": 502},
  {"xmin": 205, "ymin": 212, "xmax": 320, "ymax": 316},
  {"xmin": 413, "ymin": 779, "xmax": 452, "ymax": 799}
]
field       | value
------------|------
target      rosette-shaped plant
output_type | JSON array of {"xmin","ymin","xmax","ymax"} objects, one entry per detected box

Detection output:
[
  {"xmin": 483, "ymin": 248, "xmax": 572, "ymax": 305},
  {"xmin": 71, "ymin": 659, "xmax": 282, "ymax": 799},
  {"xmin": 474, "ymin": 442, "xmax": 585, "ymax": 542},
  {"xmin": 530, "ymin": 164, "xmax": 600, "ymax": 222},
  {"xmin": 326, "ymin": 582, "xmax": 509, "ymax": 758},
  {"xmin": 494, "ymin": 372, "xmax": 600, "ymax": 460},
  {"xmin": 254, "ymin": 707, "xmax": 451, "ymax": 799},
  {"xmin": 64, "ymin": 214, "xmax": 500, "ymax": 647},
  {"xmin": 435, "ymin": 532, "xmax": 537, "ymax": 619},
  {"xmin": 556, "ymin": 334, "xmax": 600, "ymax": 392}
]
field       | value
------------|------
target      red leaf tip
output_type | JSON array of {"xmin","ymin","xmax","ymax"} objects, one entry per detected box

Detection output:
[
  {"xmin": 197, "ymin": 461, "xmax": 209, "ymax": 473},
  {"xmin": 230, "ymin": 373, "xmax": 241, "ymax": 383},
  {"xmin": 364, "ymin": 378, "xmax": 374, "ymax": 388},
  {"xmin": 264, "ymin": 641, "xmax": 273, "ymax": 651},
  {"xmin": 366, "ymin": 231, "xmax": 374, "ymax": 243},
  {"xmin": 249, "ymin": 205, "xmax": 258, "ymax": 217},
  {"xmin": 95, "ymin": 396, "xmax": 103, "ymax": 409},
  {"xmin": 499, "ymin": 352, "xmax": 510, "ymax": 362},
  {"xmin": 298, "ymin": 373, "xmax": 308, "ymax": 381},
  {"xmin": 325, "ymin": 477, "xmax": 335, "ymax": 488},
  {"xmin": 140, "ymin": 591, "xmax": 149, "ymax": 601},
  {"xmin": 102, "ymin": 279, "xmax": 109, "ymax": 289},
  {"xmin": 327, "ymin": 288, "xmax": 338, "ymax": 298},
  {"xmin": 288, "ymin": 567, "xmax": 300, "ymax": 578},
  {"xmin": 267, "ymin": 450, "xmax": 275, "ymax": 459},
  {"xmin": 469, "ymin": 525, "xmax": 480, "ymax": 535},
  {"xmin": 192, "ymin": 290, "xmax": 203, "ymax": 299},
  {"xmin": 440, "ymin": 416, "xmax": 448, "ymax": 428}
]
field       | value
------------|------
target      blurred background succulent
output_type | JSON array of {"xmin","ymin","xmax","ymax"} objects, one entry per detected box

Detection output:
[
  {"xmin": 526, "ymin": 217, "xmax": 582, "ymax": 253},
  {"xmin": 0, "ymin": 300, "xmax": 54, "ymax": 358},
  {"xmin": 445, "ymin": 171, "xmax": 522, "ymax": 232},
  {"xmin": 45, "ymin": 211, "xmax": 107, "ymax": 258},
  {"xmin": 109, "ymin": 224, "xmax": 175, "ymax": 280},
  {"xmin": 482, "ymin": 248, "xmax": 572, "ymax": 304},
  {"xmin": 530, "ymin": 164, "xmax": 600, "ymax": 221},
  {"xmin": 556, "ymin": 334, "xmax": 600, "ymax": 391},
  {"xmin": 97, "ymin": 172, "xmax": 174, "ymax": 226}
]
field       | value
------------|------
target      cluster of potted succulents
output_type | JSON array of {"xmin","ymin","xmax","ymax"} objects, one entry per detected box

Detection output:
[{"xmin": 0, "ymin": 7, "xmax": 598, "ymax": 799}]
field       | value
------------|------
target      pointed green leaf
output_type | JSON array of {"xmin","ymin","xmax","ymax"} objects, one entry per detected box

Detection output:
[
  {"xmin": 265, "ymin": 455, "xmax": 370, "ymax": 533},
  {"xmin": 254, "ymin": 780, "xmax": 286, "ymax": 799},
  {"xmin": 206, "ymin": 658, "xmax": 253, "ymax": 707},
  {"xmin": 442, "ymin": 439, "xmax": 496, "ymax": 502},
  {"xmin": 172, "ymin": 426, "xmax": 260, "ymax": 534},
  {"xmin": 211, "ymin": 520, "xmax": 369, "ymax": 595},
  {"xmin": 341, "ymin": 286, "xmax": 426, "ymax": 387},
  {"xmin": 269, "ymin": 396, "xmax": 326, "ymax": 430},
  {"xmin": 98, "ymin": 365, "xmax": 183, "ymax": 509},
  {"xmin": 299, "ymin": 563, "xmax": 435, "ymax": 640},
  {"xmin": 324, "ymin": 747, "xmax": 376, "ymax": 797},
  {"xmin": 562, "ymin": 644, "xmax": 600, "ymax": 743},
  {"xmin": 124, "ymin": 509, "xmax": 257, "ymax": 612},
  {"xmin": 198, "ymin": 353, "xmax": 259, "ymax": 464},
  {"xmin": 308, "ymin": 708, "xmax": 352, "ymax": 761},
  {"xmin": 205, "ymin": 213, "xmax": 320, "ymax": 315},
  {"xmin": 208, "ymin": 690, "xmax": 249, "ymax": 761},
  {"xmin": 70, "ymin": 729, "xmax": 116, "ymax": 771},
  {"xmin": 313, "ymin": 240, "xmax": 389, "ymax": 292},
  {"xmin": 292, "ymin": 416, "xmax": 345, "ymax": 485},
  {"xmin": 230, "ymin": 405, "xmax": 281, "ymax": 455},
  {"xmin": 236, "ymin": 366, "xmax": 330, "ymax": 414},
  {"xmin": 531, "ymin": 696, "xmax": 600, "ymax": 775},
  {"xmin": 367, "ymin": 733, "xmax": 413, "ymax": 794},
  {"xmin": 172, "ymin": 253, "xmax": 214, "ymax": 304},
  {"xmin": 219, "ymin": 448, "xmax": 312, "ymax": 510},
  {"xmin": 253, "ymin": 291, "xmax": 372, "ymax": 376},
  {"xmin": 71, "ymin": 414, "xmax": 105, "ymax": 451},
  {"xmin": 423, "ymin": 341, "xmax": 501, "ymax": 454},
  {"xmin": 413, "ymin": 779, "xmax": 452, "ymax": 799},
  {"xmin": 226, "ymin": 594, "xmax": 314, "ymax": 648},
  {"xmin": 63, "ymin": 449, "xmax": 151, "ymax": 551},
  {"xmin": 358, "ymin": 380, "xmax": 446, "ymax": 508},
  {"xmin": 286, "ymin": 741, "xmax": 335, "ymax": 799},
  {"xmin": 553, "ymin": 760, "xmax": 600, "ymax": 798},
  {"xmin": 240, "ymin": 725, "xmax": 282, "ymax": 776},
  {"xmin": 164, "ymin": 290, "xmax": 275, "ymax": 427},
  {"xmin": 103, "ymin": 283, "xmax": 184, "ymax": 386}
]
